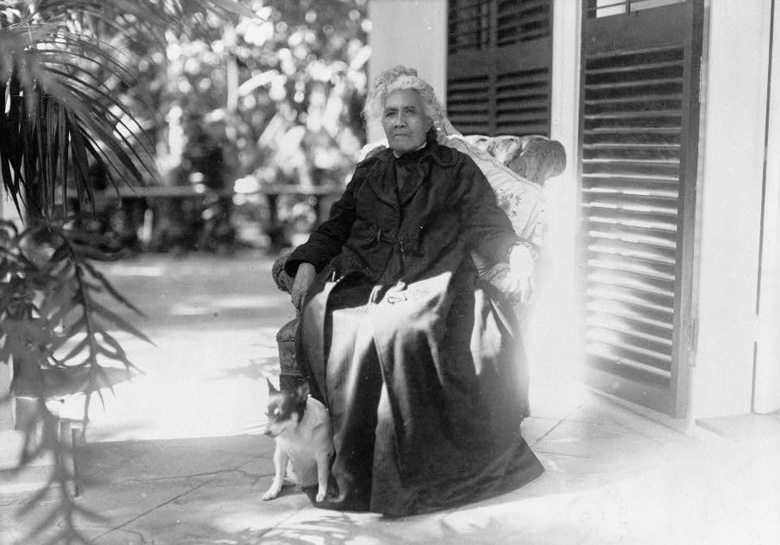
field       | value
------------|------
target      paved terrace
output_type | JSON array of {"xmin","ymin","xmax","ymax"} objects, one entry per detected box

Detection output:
[{"xmin": 2, "ymin": 252, "xmax": 779, "ymax": 545}]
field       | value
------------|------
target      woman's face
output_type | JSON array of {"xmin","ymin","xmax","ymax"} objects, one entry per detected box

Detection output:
[{"xmin": 382, "ymin": 89, "xmax": 432, "ymax": 155}]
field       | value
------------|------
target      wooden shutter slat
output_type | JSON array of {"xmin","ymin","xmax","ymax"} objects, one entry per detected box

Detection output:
[
  {"xmin": 586, "ymin": 126, "xmax": 681, "ymax": 134},
  {"xmin": 584, "ymin": 158, "xmax": 680, "ymax": 168},
  {"xmin": 587, "ymin": 324, "xmax": 673, "ymax": 359},
  {"xmin": 583, "ymin": 201, "xmax": 678, "ymax": 218},
  {"xmin": 578, "ymin": 2, "xmax": 703, "ymax": 417},
  {"xmin": 495, "ymin": 111, "xmax": 550, "ymax": 123},
  {"xmin": 589, "ymin": 270, "xmax": 675, "ymax": 297},
  {"xmin": 587, "ymin": 346, "xmax": 672, "ymax": 376},
  {"xmin": 584, "ymin": 192, "xmax": 679, "ymax": 207},
  {"xmin": 497, "ymin": 83, "xmax": 548, "ymax": 94},
  {"xmin": 498, "ymin": 0, "xmax": 549, "ymax": 13},
  {"xmin": 587, "ymin": 340, "xmax": 673, "ymax": 370},
  {"xmin": 494, "ymin": 64, "xmax": 551, "ymax": 136},
  {"xmin": 587, "ymin": 300, "xmax": 675, "ymax": 333},
  {"xmin": 584, "ymin": 168, "xmax": 680, "ymax": 181},
  {"xmin": 448, "ymin": 78, "xmax": 491, "ymax": 91},
  {"xmin": 587, "ymin": 237, "xmax": 677, "ymax": 257},
  {"xmin": 588, "ymin": 315, "xmax": 673, "ymax": 343},
  {"xmin": 588, "ymin": 257, "xmax": 676, "ymax": 281},
  {"xmin": 586, "ymin": 95, "xmax": 684, "ymax": 106},
  {"xmin": 586, "ymin": 216, "xmax": 677, "ymax": 236},
  {"xmin": 588, "ymin": 353, "xmax": 671, "ymax": 386},
  {"xmin": 586, "ymin": 59, "xmax": 684, "ymax": 77},
  {"xmin": 448, "ymin": 0, "xmax": 491, "ymax": 53},
  {"xmin": 448, "ymin": 0, "xmax": 552, "ymax": 137},
  {"xmin": 586, "ymin": 110, "xmax": 682, "ymax": 121},
  {"xmin": 448, "ymin": 101, "xmax": 490, "ymax": 108},
  {"xmin": 587, "ymin": 324, "xmax": 673, "ymax": 358},
  {"xmin": 586, "ymin": 335, "xmax": 672, "ymax": 368},
  {"xmin": 587, "ymin": 227, "xmax": 678, "ymax": 248},
  {"xmin": 584, "ymin": 142, "xmax": 681, "ymax": 150},
  {"xmin": 586, "ymin": 283, "xmax": 674, "ymax": 314},
  {"xmin": 496, "ymin": 101, "xmax": 549, "ymax": 111},
  {"xmin": 497, "ymin": 94, "xmax": 549, "ymax": 105},
  {"xmin": 496, "ymin": 0, "xmax": 551, "ymax": 46}
]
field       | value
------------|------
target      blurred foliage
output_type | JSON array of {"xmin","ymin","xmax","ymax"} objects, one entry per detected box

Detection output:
[
  {"xmin": 159, "ymin": 0, "xmax": 369, "ymax": 191},
  {"xmin": 145, "ymin": 0, "xmax": 370, "ymax": 253},
  {"xmin": 0, "ymin": 0, "xmax": 253, "ymax": 218}
]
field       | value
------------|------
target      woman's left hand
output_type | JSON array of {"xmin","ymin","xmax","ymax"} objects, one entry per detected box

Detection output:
[
  {"xmin": 507, "ymin": 244, "xmax": 536, "ymax": 303},
  {"xmin": 291, "ymin": 263, "xmax": 317, "ymax": 311}
]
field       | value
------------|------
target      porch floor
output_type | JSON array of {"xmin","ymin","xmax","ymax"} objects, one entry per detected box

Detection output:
[{"xmin": 2, "ymin": 252, "xmax": 778, "ymax": 545}]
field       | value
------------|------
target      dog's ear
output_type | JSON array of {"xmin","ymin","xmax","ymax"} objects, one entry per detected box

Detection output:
[
  {"xmin": 296, "ymin": 382, "xmax": 310, "ymax": 402},
  {"xmin": 266, "ymin": 377, "xmax": 279, "ymax": 395}
]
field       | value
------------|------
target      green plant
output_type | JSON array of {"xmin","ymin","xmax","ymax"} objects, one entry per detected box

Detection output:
[
  {"xmin": 0, "ymin": 217, "xmax": 149, "ymax": 544},
  {"xmin": 0, "ymin": 1, "xmax": 254, "ymax": 543},
  {"xmin": 0, "ymin": 0, "xmax": 252, "ymax": 217}
]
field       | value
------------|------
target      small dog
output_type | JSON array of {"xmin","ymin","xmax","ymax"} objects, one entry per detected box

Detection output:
[{"xmin": 262, "ymin": 379, "xmax": 333, "ymax": 502}]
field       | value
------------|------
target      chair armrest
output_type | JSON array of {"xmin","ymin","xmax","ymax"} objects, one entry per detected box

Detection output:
[
  {"xmin": 463, "ymin": 134, "xmax": 566, "ymax": 186},
  {"xmin": 508, "ymin": 136, "xmax": 566, "ymax": 186}
]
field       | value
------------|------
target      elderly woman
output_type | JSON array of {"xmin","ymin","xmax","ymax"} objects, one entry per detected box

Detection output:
[{"xmin": 284, "ymin": 66, "xmax": 544, "ymax": 516}]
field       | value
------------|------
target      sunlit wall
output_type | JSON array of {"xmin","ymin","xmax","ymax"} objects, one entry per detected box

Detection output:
[{"xmin": 365, "ymin": 0, "xmax": 448, "ymax": 142}]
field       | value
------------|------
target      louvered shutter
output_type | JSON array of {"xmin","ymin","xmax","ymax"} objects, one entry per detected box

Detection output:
[
  {"xmin": 447, "ymin": 0, "xmax": 553, "ymax": 137},
  {"xmin": 579, "ymin": 0, "xmax": 703, "ymax": 416}
]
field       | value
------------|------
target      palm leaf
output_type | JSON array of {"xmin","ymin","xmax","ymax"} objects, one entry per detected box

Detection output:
[
  {"xmin": 2, "ymin": 3, "xmax": 257, "ymax": 541},
  {"xmin": 79, "ymin": 258, "xmax": 146, "ymax": 315},
  {"xmin": 86, "ymin": 297, "xmax": 154, "ymax": 344},
  {"xmin": 0, "ymin": 0, "xmax": 256, "ymax": 219}
]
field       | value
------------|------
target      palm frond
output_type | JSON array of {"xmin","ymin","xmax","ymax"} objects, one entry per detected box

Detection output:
[
  {"xmin": 0, "ymin": 0, "xmax": 256, "ymax": 220},
  {"xmin": 1, "ymin": 3, "xmax": 256, "ymax": 542},
  {"xmin": 1, "ymin": 216, "xmax": 152, "ymax": 542}
]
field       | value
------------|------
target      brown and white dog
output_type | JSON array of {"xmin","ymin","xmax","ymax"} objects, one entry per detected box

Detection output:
[{"xmin": 262, "ymin": 379, "xmax": 333, "ymax": 502}]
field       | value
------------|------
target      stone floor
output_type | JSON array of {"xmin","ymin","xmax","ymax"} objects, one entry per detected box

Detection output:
[{"xmin": 2, "ymin": 252, "xmax": 779, "ymax": 545}]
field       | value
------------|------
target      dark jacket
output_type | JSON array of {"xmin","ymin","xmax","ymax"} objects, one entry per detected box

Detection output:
[
  {"xmin": 285, "ymin": 135, "xmax": 521, "ymax": 284},
  {"xmin": 288, "ymin": 134, "xmax": 543, "ymax": 516}
]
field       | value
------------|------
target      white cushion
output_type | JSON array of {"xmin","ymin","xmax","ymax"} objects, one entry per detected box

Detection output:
[{"xmin": 439, "ymin": 134, "xmax": 542, "ymax": 240}]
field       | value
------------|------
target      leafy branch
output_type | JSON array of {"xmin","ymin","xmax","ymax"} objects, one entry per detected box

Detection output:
[
  {"xmin": 0, "ymin": 0, "xmax": 255, "ymax": 218},
  {"xmin": 0, "ymin": 2, "xmax": 255, "ymax": 542},
  {"xmin": 0, "ymin": 217, "xmax": 151, "ymax": 544}
]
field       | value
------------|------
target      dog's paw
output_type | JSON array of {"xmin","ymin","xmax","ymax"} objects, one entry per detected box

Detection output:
[
  {"xmin": 315, "ymin": 489, "xmax": 327, "ymax": 502},
  {"xmin": 262, "ymin": 486, "xmax": 282, "ymax": 501}
]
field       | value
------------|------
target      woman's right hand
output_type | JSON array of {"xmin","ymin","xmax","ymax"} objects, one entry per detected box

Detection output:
[{"xmin": 291, "ymin": 263, "xmax": 316, "ymax": 311}]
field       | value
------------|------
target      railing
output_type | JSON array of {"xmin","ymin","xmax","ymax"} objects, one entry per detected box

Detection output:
[{"xmin": 67, "ymin": 184, "xmax": 344, "ymax": 253}]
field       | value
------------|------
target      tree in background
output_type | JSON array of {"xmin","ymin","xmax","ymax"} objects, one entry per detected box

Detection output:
[
  {"xmin": 158, "ymin": 0, "xmax": 370, "ymax": 249},
  {"xmin": 160, "ymin": 0, "xmax": 368, "ymax": 182}
]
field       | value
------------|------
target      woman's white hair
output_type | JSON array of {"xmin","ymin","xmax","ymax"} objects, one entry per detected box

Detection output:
[{"xmin": 363, "ymin": 66, "xmax": 447, "ymax": 127}]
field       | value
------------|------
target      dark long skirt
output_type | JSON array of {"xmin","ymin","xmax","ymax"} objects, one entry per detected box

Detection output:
[{"xmin": 298, "ymin": 274, "xmax": 544, "ymax": 516}]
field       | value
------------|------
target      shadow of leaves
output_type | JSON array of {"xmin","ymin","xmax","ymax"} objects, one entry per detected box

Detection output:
[
  {"xmin": 197, "ymin": 513, "xmax": 375, "ymax": 545},
  {"xmin": 212, "ymin": 357, "xmax": 279, "ymax": 382}
]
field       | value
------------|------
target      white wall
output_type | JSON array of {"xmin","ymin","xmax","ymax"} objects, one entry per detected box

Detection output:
[
  {"xmin": 365, "ymin": 0, "xmax": 448, "ymax": 142},
  {"xmin": 526, "ymin": 0, "xmax": 585, "ymax": 407},
  {"xmin": 755, "ymin": 1, "xmax": 780, "ymax": 414},
  {"xmin": 690, "ymin": 0, "xmax": 774, "ymax": 418}
]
